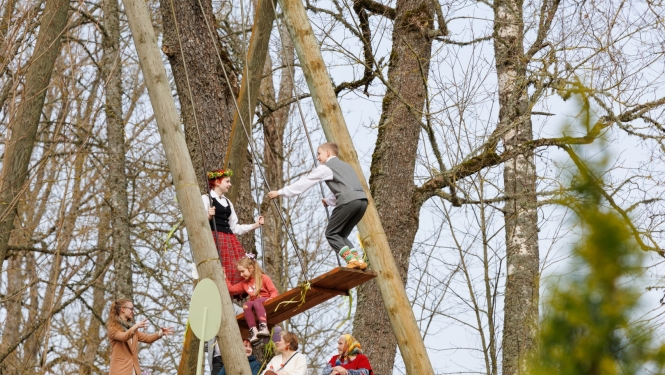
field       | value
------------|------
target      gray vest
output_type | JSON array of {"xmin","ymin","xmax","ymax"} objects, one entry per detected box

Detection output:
[{"xmin": 324, "ymin": 157, "xmax": 367, "ymax": 206}]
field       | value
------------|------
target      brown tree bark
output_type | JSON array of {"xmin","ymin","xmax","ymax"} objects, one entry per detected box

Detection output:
[
  {"xmin": 159, "ymin": 0, "xmax": 258, "ymax": 264},
  {"xmin": 0, "ymin": 0, "xmax": 70, "ymax": 274},
  {"xmin": 77, "ymin": 208, "xmax": 111, "ymax": 375},
  {"xmin": 259, "ymin": 24, "xmax": 294, "ymax": 292},
  {"xmin": 160, "ymin": 0, "xmax": 239, "ymax": 191},
  {"xmin": 493, "ymin": 1, "xmax": 539, "ymax": 374},
  {"xmin": 352, "ymin": 0, "xmax": 434, "ymax": 373},
  {"xmin": 103, "ymin": 0, "xmax": 133, "ymax": 300},
  {"xmin": 159, "ymin": 1, "xmax": 257, "ymax": 373}
]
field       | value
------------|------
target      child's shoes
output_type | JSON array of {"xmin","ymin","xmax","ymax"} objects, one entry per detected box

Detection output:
[
  {"xmin": 257, "ymin": 323, "xmax": 270, "ymax": 338},
  {"xmin": 338, "ymin": 246, "xmax": 368, "ymax": 270},
  {"xmin": 248, "ymin": 327, "xmax": 261, "ymax": 345},
  {"xmin": 349, "ymin": 248, "xmax": 367, "ymax": 270}
]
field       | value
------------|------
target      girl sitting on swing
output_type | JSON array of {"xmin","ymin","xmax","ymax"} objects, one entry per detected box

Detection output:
[{"xmin": 225, "ymin": 254, "xmax": 279, "ymax": 344}]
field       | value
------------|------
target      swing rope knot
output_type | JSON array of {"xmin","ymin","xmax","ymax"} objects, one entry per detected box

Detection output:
[{"xmin": 274, "ymin": 281, "xmax": 312, "ymax": 312}]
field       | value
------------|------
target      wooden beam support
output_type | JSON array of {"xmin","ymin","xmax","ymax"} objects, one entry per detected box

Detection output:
[
  {"xmin": 120, "ymin": 1, "xmax": 252, "ymax": 374},
  {"xmin": 277, "ymin": 0, "xmax": 435, "ymax": 374},
  {"xmin": 224, "ymin": 0, "xmax": 277, "ymax": 202}
]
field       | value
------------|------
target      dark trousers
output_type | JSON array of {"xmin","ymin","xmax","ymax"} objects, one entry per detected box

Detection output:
[{"xmin": 325, "ymin": 199, "xmax": 368, "ymax": 251}]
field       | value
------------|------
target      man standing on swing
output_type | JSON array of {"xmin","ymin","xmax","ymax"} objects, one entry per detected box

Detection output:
[{"xmin": 268, "ymin": 142, "xmax": 368, "ymax": 269}]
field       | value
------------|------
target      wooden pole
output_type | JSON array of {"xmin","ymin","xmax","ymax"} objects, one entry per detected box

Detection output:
[
  {"xmin": 224, "ymin": 0, "xmax": 276, "ymax": 202},
  {"xmin": 120, "ymin": 1, "xmax": 252, "ymax": 374},
  {"xmin": 277, "ymin": 1, "xmax": 435, "ymax": 374},
  {"xmin": 179, "ymin": 2, "xmax": 277, "ymax": 371}
]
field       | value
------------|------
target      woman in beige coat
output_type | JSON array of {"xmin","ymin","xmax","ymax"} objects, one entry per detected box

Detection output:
[{"xmin": 107, "ymin": 299, "xmax": 174, "ymax": 375}]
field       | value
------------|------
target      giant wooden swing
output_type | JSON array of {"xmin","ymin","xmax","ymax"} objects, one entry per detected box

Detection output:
[
  {"xmin": 121, "ymin": 0, "xmax": 435, "ymax": 372},
  {"xmin": 235, "ymin": 267, "xmax": 377, "ymax": 337}
]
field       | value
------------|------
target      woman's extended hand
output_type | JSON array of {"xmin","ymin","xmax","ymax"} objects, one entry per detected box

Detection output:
[
  {"xmin": 160, "ymin": 326, "xmax": 175, "ymax": 337},
  {"xmin": 256, "ymin": 216, "xmax": 265, "ymax": 226},
  {"xmin": 132, "ymin": 319, "xmax": 149, "ymax": 332},
  {"xmin": 267, "ymin": 191, "xmax": 279, "ymax": 199}
]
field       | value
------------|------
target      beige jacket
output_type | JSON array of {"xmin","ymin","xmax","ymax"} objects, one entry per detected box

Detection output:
[{"xmin": 108, "ymin": 324, "xmax": 161, "ymax": 375}]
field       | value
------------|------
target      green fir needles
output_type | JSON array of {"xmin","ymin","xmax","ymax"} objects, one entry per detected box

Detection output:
[{"xmin": 529, "ymin": 157, "xmax": 665, "ymax": 375}]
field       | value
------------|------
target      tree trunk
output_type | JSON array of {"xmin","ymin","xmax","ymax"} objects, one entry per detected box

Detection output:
[
  {"xmin": 160, "ymin": 0, "xmax": 239, "ymax": 191},
  {"xmin": 493, "ymin": 1, "xmax": 539, "ymax": 374},
  {"xmin": 120, "ymin": 0, "xmax": 253, "ymax": 373},
  {"xmin": 103, "ymin": 0, "xmax": 133, "ymax": 300},
  {"xmin": 353, "ymin": 0, "xmax": 434, "ymax": 372},
  {"xmin": 224, "ymin": 0, "xmax": 276, "ymax": 203},
  {"xmin": 234, "ymin": 150, "xmax": 258, "ymax": 255},
  {"xmin": 160, "ymin": 2, "xmax": 258, "ymax": 372},
  {"xmin": 0, "ymin": 0, "xmax": 70, "ymax": 274},
  {"xmin": 259, "ymin": 23, "xmax": 294, "ymax": 292},
  {"xmin": 0, "ymin": 245, "xmax": 23, "ymax": 372},
  {"xmin": 78, "ymin": 209, "xmax": 110, "ymax": 375}
]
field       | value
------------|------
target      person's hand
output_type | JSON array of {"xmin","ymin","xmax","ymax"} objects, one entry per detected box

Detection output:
[
  {"xmin": 208, "ymin": 206, "xmax": 215, "ymax": 216},
  {"xmin": 160, "ymin": 326, "xmax": 175, "ymax": 337},
  {"xmin": 132, "ymin": 319, "xmax": 149, "ymax": 331},
  {"xmin": 331, "ymin": 366, "xmax": 348, "ymax": 375},
  {"xmin": 321, "ymin": 198, "xmax": 328, "ymax": 207},
  {"xmin": 256, "ymin": 216, "xmax": 264, "ymax": 226},
  {"xmin": 267, "ymin": 191, "xmax": 279, "ymax": 199}
]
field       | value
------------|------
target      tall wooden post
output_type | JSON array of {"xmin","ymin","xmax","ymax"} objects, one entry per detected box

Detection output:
[
  {"xmin": 120, "ymin": 1, "xmax": 252, "ymax": 374},
  {"xmin": 277, "ymin": 0, "xmax": 435, "ymax": 374},
  {"xmin": 225, "ymin": 0, "xmax": 276, "ymax": 202}
]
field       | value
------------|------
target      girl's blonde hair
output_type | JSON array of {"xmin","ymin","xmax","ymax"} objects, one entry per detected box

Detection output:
[
  {"xmin": 107, "ymin": 299, "xmax": 132, "ymax": 329},
  {"xmin": 237, "ymin": 256, "xmax": 265, "ymax": 296}
]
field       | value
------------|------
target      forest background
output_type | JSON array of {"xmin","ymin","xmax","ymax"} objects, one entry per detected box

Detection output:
[{"xmin": 1, "ymin": 0, "xmax": 665, "ymax": 374}]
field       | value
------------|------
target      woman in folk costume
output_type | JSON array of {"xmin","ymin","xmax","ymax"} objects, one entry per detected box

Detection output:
[
  {"xmin": 203, "ymin": 169, "xmax": 264, "ymax": 286},
  {"xmin": 321, "ymin": 334, "xmax": 373, "ymax": 375}
]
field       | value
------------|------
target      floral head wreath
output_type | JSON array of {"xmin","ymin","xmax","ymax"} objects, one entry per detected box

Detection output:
[
  {"xmin": 207, "ymin": 169, "xmax": 233, "ymax": 180},
  {"xmin": 245, "ymin": 253, "xmax": 256, "ymax": 262}
]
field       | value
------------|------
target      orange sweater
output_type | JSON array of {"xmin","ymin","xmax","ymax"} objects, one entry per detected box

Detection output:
[{"xmin": 226, "ymin": 274, "xmax": 279, "ymax": 300}]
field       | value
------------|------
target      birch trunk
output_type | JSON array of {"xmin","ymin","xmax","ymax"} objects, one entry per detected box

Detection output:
[
  {"xmin": 0, "ymin": 0, "xmax": 69, "ymax": 274},
  {"xmin": 353, "ymin": 0, "xmax": 434, "ymax": 372},
  {"xmin": 103, "ymin": 0, "xmax": 133, "ymax": 300},
  {"xmin": 493, "ymin": 0, "xmax": 540, "ymax": 374}
]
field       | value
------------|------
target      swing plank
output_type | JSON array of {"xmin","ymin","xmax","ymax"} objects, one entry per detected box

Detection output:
[{"xmin": 235, "ymin": 267, "xmax": 376, "ymax": 332}]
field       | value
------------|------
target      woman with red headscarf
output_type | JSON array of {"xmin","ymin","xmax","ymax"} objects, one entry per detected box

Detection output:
[
  {"xmin": 203, "ymin": 169, "xmax": 264, "ymax": 285},
  {"xmin": 321, "ymin": 334, "xmax": 372, "ymax": 375}
]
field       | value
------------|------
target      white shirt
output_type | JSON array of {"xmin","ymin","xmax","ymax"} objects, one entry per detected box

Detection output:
[
  {"xmin": 278, "ymin": 157, "xmax": 337, "ymax": 206},
  {"xmin": 261, "ymin": 352, "xmax": 307, "ymax": 375},
  {"xmin": 202, "ymin": 191, "xmax": 255, "ymax": 236}
]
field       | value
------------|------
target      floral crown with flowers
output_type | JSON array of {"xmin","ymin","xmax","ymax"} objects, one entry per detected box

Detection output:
[
  {"xmin": 207, "ymin": 169, "xmax": 233, "ymax": 180},
  {"xmin": 244, "ymin": 253, "xmax": 256, "ymax": 262}
]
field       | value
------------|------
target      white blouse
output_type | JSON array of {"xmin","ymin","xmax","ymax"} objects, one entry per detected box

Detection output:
[
  {"xmin": 201, "ymin": 191, "xmax": 255, "ymax": 236},
  {"xmin": 260, "ymin": 352, "xmax": 307, "ymax": 375}
]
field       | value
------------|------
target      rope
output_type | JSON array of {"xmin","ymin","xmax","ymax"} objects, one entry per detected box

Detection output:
[
  {"xmin": 193, "ymin": 0, "xmax": 310, "ymax": 282},
  {"xmin": 268, "ymin": 1, "xmax": 342, "ymax": 267},
  {"xmin": 166, "ymin": 0, "xmax": 224, "ymax": 262},
  {"xmin": 239, "ymin": 0, "xmax": 266, "ymax": 265},
  {"xmin": 197, "ymin": 257, "xmax": 221, "ymax": 268}
]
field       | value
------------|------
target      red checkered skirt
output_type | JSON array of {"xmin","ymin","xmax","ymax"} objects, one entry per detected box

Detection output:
[{"xmin": 211, "ymin": 231, "xmax": 245, "ymax": 286}]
